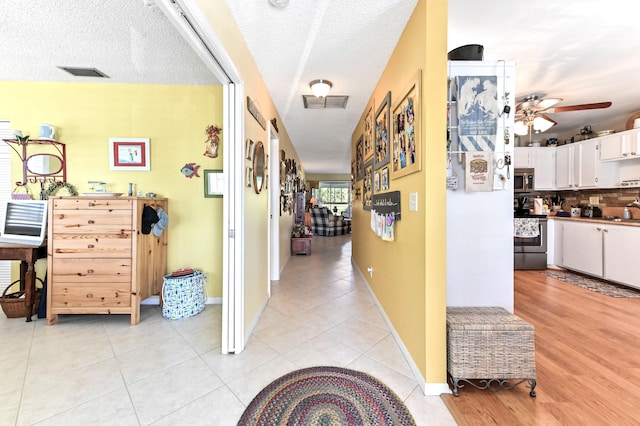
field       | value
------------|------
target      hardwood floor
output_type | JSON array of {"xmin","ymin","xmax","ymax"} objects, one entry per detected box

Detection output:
[{"xmin": 441, "ymin": 269, "xmax": 640, "ymax": 425}]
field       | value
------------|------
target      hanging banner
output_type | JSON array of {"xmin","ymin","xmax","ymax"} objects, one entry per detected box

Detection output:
[
  {"xmin": 465, "ymin": 151, "xmax": 494, "ymax": 192},
  {"xmin": 455, "ymin": 75, "xmax": 498, "ymax": 151}
]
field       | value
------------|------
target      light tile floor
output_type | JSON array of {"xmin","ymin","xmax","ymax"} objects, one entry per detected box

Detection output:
[{"xmin": 1, "ymin": 234, "xmax": 455, "ymax": 425}]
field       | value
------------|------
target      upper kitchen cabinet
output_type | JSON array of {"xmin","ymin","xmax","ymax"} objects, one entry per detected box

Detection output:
[
  {"xmin": 514, "ymin": 147, "xmax": 555, "ymax": 190},
  {"xmin": 555, "ymin": 139, "xmax": 618, "ymax": 189},
  {"xmin": 600, "ymin": 128, "xmax": 640, "ymax": 161}
]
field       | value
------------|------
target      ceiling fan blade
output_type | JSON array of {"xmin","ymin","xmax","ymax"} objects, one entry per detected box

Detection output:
[
  {"xmin": 535, "ymin": 98, "xmax": 563, "ymax": 111},
  {"xmin": 538, "ymin": 113, "xmax": 557, "ymax": 125},
  {"xmin": 548, "ymin": 102, "xmax": 612, "ymax": 113}
]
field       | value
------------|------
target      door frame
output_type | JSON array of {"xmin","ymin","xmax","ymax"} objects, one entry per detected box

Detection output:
[{"xmin": 157, "ymin": 0, "xmax": 245, "ymax": 353}]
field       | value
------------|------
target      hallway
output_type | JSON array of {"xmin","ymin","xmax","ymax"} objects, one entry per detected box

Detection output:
[{"xmin": 1, "ymin": 234, "xmax": 455, "ymax": 425}]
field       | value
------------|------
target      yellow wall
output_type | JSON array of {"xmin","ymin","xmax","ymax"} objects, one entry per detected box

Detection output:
[
  {"xmin": 351, "ymin": 0, "xmax": 448, "ymax": 385},
  {"xmin": 194, "ymin": 0, "xmax": 303, "ymax": 332},
  {"xmin": 1, "ymin": 81, "xmax": 225, "ymax": 298}
]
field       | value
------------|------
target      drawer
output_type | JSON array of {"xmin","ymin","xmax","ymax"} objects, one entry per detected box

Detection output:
[
  {"xmin": 51, "ymin": 197, "xmax": 132, "ymax": 210},
  {"xmin": 51, "ymin": 258, "xmax": 131, "ymax": 282},
  {"xmin": 51, "ymin": 233, "xmax": 132, "ymax": 258},
  {"xmin": 51, "ymin": 209, "xmax": 132, "ymax": 234},
  {"xmin": 50, "ymin": 282, "xmax": 131, "ymax": 308}
]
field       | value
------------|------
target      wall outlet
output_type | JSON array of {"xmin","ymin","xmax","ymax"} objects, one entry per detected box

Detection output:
[{"xmin": 589, "ymin": 196, "xmax": 599, "ymax": 205}]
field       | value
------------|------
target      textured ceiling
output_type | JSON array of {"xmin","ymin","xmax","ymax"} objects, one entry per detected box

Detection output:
[
  {"xmin": 0, "ymin": 0, "xmax": 216, "ymax": 85},
  {"xmin": 3, "ymin": 0, "xmax": 640, "ymax": 174},
  {"xmin": 226, "ymin": 0, "xmax": 419, "ymax": 174}
]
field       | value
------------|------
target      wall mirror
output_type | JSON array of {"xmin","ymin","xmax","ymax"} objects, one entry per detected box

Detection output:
[
  {"xmin": 253, "ymin": 141, "xmax": 265, "ymax": 194},
  {"xmin": 3, "ymin": 138, "xmax": 67, "ymax": 185}
]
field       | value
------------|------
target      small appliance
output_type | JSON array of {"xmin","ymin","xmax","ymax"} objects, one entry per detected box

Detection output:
[
  {"xmin": 581, "ymin": 206, "xmax": 602, "ymax": 218},
  {"xmin": 514, "ymin": 168, "xmax": 534, "ymax": 193}
]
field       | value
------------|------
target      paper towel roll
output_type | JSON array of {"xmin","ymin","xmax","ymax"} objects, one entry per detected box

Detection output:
[
  {"xmin": 634, "ymin": 118, "xmax": 640, "ymax": 129},
  {"xmin": 533, "ymin": 198, "xmax": 543, "ymax": 215}
]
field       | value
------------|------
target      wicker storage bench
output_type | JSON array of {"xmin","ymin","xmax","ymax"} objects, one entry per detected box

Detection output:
[{"xmin": 446, "ymin": 307, "xmax": 536, "ymax": 397}]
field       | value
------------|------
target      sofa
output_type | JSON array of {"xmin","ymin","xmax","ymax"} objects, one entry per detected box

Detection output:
[{"xmin": 310, "ymin": 207, "xmax": 349, "ymax": 236}]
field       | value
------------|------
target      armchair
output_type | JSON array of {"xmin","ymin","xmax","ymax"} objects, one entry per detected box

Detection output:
[{"xmin": 310, "ymin": 206, "xmax": 348, "ymax": 236}]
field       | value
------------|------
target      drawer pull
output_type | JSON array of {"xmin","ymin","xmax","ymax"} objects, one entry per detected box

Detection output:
[
  {"xmin": 88, "ymin": 220, "xmax": 95, "ymax": 224},
  {"xmin": 86, "ymin": 293, "xmax": 93, "ymax": 298},
  {"xmin": 87, "ymin": 244, "xmax": 95, "ymax": 249},
  {"xmin": 87, "ymin": 269, "xmax": 94, "ymax": 274}
]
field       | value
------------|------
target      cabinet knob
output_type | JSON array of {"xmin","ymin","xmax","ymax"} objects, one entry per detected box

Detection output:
[
  {"xmin": 87, "ymin": 244, "xmax": 95, "ymax": 249},
  {"xmin": 88, "ymin": 220, "xmax": 95, "ymax": 224}
]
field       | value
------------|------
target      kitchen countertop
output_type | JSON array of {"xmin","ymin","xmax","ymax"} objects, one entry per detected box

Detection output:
[{"xmin": 549, "ymin": 215, "xmax": 640, "ymax": 227}]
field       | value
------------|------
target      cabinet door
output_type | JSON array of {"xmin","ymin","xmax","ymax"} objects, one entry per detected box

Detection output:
[
  {"xmin": 599, "ymin": 134, "xmax": 623, "ymax": 161},
  {"xmin": 533, "ymin": 147, "xmax": 555, "ymax": 190},
  {"xmin": 577, "ymin": 139, "xmax": 598, "ymax": 188},
  {"xmin": 514, "ymin": 147, "xmax": 533, "ymax": 168},
  {"xmin": 562, "ymin": 221, "xmax": 603, "ymax": 277},
  {"xmin": 555, "ymin": 145, "xmax": 573, "ymax": 189},
  {"xmin": 603, "ymin": 225, "xmax": 640, "ymax": 289}
]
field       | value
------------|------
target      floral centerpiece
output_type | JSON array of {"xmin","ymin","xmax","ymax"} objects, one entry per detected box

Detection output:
[{"xmin": 292, "ymin": 223, "xmax": 311, "ymax": 238}]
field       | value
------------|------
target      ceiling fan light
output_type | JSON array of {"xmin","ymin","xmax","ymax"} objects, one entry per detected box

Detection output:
[
  {"xmin": 514, "ymin": 120, "xmax": 529, "ymax": 136},
  {"xmin": 533, "ymin": 116, "xmax": 556, "ymax": 132},
  {"xmin": 310, "ymin": 79, "xmax": 332, "ymax": 98}
]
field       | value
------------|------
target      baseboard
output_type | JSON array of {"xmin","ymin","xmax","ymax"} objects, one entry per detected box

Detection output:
[{"xmin": 354, "ymin": 261, "xmax": 451, "ymax": 396}]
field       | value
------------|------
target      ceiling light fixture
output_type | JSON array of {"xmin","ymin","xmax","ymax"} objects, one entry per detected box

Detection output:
[{"xmin": 309, "ymin": 79, "xmax": 332, "ymax": 98}]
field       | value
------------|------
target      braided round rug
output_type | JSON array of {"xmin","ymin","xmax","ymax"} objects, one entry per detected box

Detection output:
[{"xmin": 237, "ymin": 366, "xmax": 416, "ymax": 425}]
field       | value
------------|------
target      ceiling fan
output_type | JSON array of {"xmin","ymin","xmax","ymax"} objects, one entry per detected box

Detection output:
[{"xmin": 514, "ymin": 95, "xmax": 612, "ymax": 136}]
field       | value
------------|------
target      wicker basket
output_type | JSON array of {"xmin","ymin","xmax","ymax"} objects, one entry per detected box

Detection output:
[{"xmin": 1, "ymin": 280, "xmax": 41, "ymax": 318}]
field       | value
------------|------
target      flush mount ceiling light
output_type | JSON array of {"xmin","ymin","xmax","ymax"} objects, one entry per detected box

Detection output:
[
  {"xmin": 269, "ymin": 0, "xmax": 289, "ymax": 8},
  {"xmin": 309, "ymin": 79, "xmax": 332, "ymax": 98}
]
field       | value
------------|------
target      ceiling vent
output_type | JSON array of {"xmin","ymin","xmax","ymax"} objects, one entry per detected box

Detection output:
[
  {"xmin": 303, "ymin": 95, "xmax": 349, "ymax": 109},
  {"xmin": 57, "ymin": 67, "xmax": 110, "ymax": 78}
]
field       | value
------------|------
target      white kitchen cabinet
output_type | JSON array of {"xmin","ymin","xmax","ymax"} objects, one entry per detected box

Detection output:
[
  {"xmin": 555, "ymin": 139, "xmax": 617, "ymax": 189},
  {"xmin": 600, "ymin": 129, "xmax": 640, "ymax": 161},
  {"xmin": 560, "ymin": 219, "xmax": 640, "ymax": 289},
  {"xmin": 514, "ymin": 147, "xmax": 533, "ymax": 168},
  {"xmin": 514, "ymin": 147, "xmax": 555, "ymax": 189},
  {"xmin": 603, "ymin": 225, "xmax": 640, "ymax": 288},
  {"xmin": 561, "ymin": 220, "xmax": 603, "ymax": 276}
]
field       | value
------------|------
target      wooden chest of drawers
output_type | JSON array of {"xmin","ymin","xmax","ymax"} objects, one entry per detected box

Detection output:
[{"xmin": 47, "ymin": 196, "xmax": 168, "ymax": 325}]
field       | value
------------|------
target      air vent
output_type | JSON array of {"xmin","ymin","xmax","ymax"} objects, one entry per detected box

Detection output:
[
  {"xmin": 57, "ymin": 67, "xmax": 110, "ymax": 78},
  {"xmin": 303, "ymin": 95, "xmax": 349, "ymax": 109}
]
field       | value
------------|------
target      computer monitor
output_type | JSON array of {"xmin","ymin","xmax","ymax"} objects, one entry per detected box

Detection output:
[{"xmin": 0, "ymin": 200, "xmax": 48, "ymax": 246}]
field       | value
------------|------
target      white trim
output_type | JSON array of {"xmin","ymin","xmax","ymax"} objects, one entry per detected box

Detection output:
[
  {"xmin": 269, "ymin": 124, "xmax": 280, "ymax": 282},
  {"xmin": 0, "ymin": 120, "xmax": 12, "ymax": 287},
  {"xmin": 354, "ymin": 262, "xmax": 451, "ymax": 396},
  {"xmin": 157, "ymin": 0, "xmax": 246, "ymax": 354}
]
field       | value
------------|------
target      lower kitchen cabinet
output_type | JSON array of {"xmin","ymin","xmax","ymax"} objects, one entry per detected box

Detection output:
[
  {"xmin": 560, "ymin": 220, "xmax": 640, "ymax": 289},
  {"xmin": 561, "ymin": 221, "xmax": 603, "ymax": 276}
]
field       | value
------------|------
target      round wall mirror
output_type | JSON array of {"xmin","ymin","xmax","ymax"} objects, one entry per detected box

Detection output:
[
  {"xmin": 253, "ymin": 141, "xmax": 265, "ymax": 194},
  {"xmin": 26, "ymin": 154, "xmax": 63, "ymax": 176}
]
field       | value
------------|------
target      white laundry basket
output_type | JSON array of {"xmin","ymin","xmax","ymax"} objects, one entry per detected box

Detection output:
[{"xmin": 162, "ymin": 270, "xmax": 206, "ymax": 320}]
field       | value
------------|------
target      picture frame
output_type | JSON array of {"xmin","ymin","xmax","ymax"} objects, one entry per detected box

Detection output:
[
  {"xmin": 246, "ymin": 167, "xmax": 252, "ymax": 187},
  {"xmin": 392, "ymin": 70, "xmax": 422, "ymax": 179},
  {"xmin": 245, "ymin": 139, "xmax": 254, "ymax": 160},
  {"xmin": 109, "ymin": 138, "xmax": 150, "ymax": 171},
  {"xmin": 363, "ymin": 101, "xmax": 375, "ymax": 162},
  {"xmin": 374, "ymin": 91, "xmax": 391, "ymax": 170},
  {"xmin": 355, "ymin": 134, "xmax": 364, "ymax": 181},
  {"xmin": 204, "ymin": 169, "xmax": 224, "ymax": 198},
  {"xmin": 374, "ymin": 170, "xmax": 381, "ymax": 192},
  {"xmin": 363, "ymin": 160, "xmax": 373, "ymax": 210},
  {"xmin": 381, "ymin": 166, "xmax": 389, "ymax": 191}
]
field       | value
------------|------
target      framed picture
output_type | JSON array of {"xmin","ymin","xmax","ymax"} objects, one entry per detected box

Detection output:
[
  {"xmin": 381, "ymin": 166, "xmax": 389, "ymax": 190},
  {"xmin": 374, "ymin": 170, "xmax": 381, "ymax": 192},
  {"xmin": 204, "ymin": 169, "xmax": 224, "ymax": 198},
  {"xmin": 356, "ymin": 134, "xmax": 364, "ymax": 180},
  {"xmin": 363, "ymin": 160, "xmax": 373, "ymax": 210},
  {"xmin": 392, "ymin": 70, "xmax": 422, "ymax": 179},
  {"xmin": 363, "ymin": 101, "xmax": 375, "ymax": 162},
  {"xmin": 109, "ymin": 138, "xmax": 150, "ymax": 171},
  {"xmin": 374, "ymin": 91, "xmax": 391, "ymax": 170},
  {"xmin": 245, "ymin": 139, "xmax": 254, "ymax": 160}
]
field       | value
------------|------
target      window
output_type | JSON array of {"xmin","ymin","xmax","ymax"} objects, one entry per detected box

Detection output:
[{"xmin": 317, "ymin": 181, "xmax": 350, "ymax": 216}]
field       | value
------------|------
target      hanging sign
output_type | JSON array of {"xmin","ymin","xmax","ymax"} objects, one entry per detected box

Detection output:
[
  {"xmin": 247, "ymin": 96, "xmax": 266, "ymax": 130},
  {"xmin": 371, "ymin": 190, "xmax": 401, "ymax": 220}
]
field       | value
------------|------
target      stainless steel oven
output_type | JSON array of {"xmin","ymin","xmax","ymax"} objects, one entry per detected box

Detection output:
[{"xmin": 514, "ymin": 215, "xmax": 547, "ymax": 270}]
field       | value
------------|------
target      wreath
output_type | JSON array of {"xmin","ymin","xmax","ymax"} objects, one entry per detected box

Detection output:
[{"xmin": 44, "ymin": 181, "xmax": 78, "ymax": 199}]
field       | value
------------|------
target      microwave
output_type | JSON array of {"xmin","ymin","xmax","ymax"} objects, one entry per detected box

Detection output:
[{"xmin": 514, "ymin": 168, "xmax": 534, "ymax": 193}]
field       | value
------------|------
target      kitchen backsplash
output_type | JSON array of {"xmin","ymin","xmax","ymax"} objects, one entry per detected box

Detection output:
[{"xmin": 518, "ymin": 187, "xmax": 640, "ymax": 210}]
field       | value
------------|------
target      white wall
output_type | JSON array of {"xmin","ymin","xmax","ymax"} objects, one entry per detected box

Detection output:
[{"xmin": 446, "ymin": 61, "xmax": 516, "ymax": 311}]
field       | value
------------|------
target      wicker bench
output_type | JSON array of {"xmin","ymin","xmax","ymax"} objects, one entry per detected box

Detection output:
[{"xmin": 446, "ymin": 307, "xmax": 536, "ymax": 397}]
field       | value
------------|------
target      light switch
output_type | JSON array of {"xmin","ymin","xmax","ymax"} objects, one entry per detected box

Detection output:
[{"xmin": 409, "ymin": 192, "xmax": 418, "ymax": 211}]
